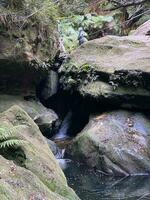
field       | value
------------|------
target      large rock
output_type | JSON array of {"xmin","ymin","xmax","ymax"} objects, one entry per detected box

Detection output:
[
  {"xmin": 60, "ymin": 28, "xmax": 150, "ymax": 109},
  {"xmin": 131, "ymin": 19, "xmax": 150, "ymax": 36},
  {"xmin": 69, "ymin": 110, "xmax": 150, "ymax": 176},
  {"xmin": 0, "ymin": 1, "xmax": 59, "ymax": 96},
  {"xmin": 0, "ymin": 105, "xmax": 80, "ymax": 200},
  {"xmin": 0, "ymin": 156, "xmax": 68, "ymax": 200},
  {"xmin": 0, "ymin": 95, "xmax": 59, "ymax": 137}
]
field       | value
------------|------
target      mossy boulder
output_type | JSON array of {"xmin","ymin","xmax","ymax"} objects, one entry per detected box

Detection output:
[
  {"xmin": 0, "ymin": 95, "xmax": 59, "ymax": 137},
  {"xmin": 69, "ymin": 110, "xmax": 150, "ymax": 176},
  {"xmin": 0, "ymin": 105, "xmax": 80, "ymax": 200},
  {"xmin": 0, "ymin": 156, "xmax": 69, "ymax": 200},
  {"xmin": 60, "ymin": 26, "xmax": 150, "ymax": 109}
]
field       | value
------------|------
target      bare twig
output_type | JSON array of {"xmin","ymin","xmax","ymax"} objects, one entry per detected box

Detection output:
[
  {"xmin": 137, "ymin": 193, "xmax": 150, "ymax": 200},
  {"xmin": 125, "ymin": 9, "xmax": 150, "ymax": 25}
]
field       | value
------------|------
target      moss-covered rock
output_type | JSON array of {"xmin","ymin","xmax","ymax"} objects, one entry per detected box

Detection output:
[
  {"xmin": 0, "ymin": 156, "xmax": 69, "ymax": 200},
  {"xmin": 0, "ymin": 105, "xmax": 80, "ymax": 200},
  {"xmin": 59, "ymin": 25, "xmax": 150, "ymax": 109},
  {"xmin": 0, "ymin": 0, "xmax": 59, "ymax": 96},
  {"xmin": 0, "ymin": 95, "xmax": 59, "ymax": 137},
  {"xmin": 69, "ymin": 110, "xmax": 150, "ymax": 176}
]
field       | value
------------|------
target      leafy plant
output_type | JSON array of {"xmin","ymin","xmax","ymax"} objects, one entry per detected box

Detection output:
[
  {"xmin": 59, "ymin": 14, "xmax": 115, "ymax": 52},
  {"xmin": 59, "ymin": 62, "xmax": 98, "ymax": 90},
  {"xmin": 109, "ymin": 70, "xmax": 144, "ymax": 90},
  {"xmin": 0, "ymin": 126, "xmax": 26, "ymax": 150}
]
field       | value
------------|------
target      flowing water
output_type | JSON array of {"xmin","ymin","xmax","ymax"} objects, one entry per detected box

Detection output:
[
  {"xmin": 52, "ymin": 112, "xmax": 150, "ymax": 200},
  {"xmin": 64, "ymin": 161, "xmax": 150, "ymax": 200},
  {"xmin": 53, "ymin": 111, "xmax": 72, "ymax": 140}
]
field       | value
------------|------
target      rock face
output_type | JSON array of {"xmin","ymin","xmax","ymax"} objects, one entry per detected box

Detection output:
[
  {"xmin": 0, "ymin": 105, "xmax": 80, "ymax": 200},
  {"xmin": 0, "ymin": 156, "xmax": 68, "ymax": 200},
  {"xmin": 0, "ymin": 95, "xmax": 59, "ymax": 137},
  {"xmin": 131, "ymin": 20, "xmax": 150, "ymax": 36},
  {"xmin": 40, "ymin": 70, "xmax": 59, "ymax": 101},
  {"xmin": 0, "ymin": 1, "xmax": 59, "ymax": 96},
  {"xmin": 69, "ymin": 110, "xmax": 150, "ymax": 176},
  {"xmin": 60, "ymin": 24, "xmax": 150, "ymax": 109}
]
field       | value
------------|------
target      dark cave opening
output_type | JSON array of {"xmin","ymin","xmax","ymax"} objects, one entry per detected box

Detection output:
[{"xmin": 36, "ymin": 76, "xmax": 123, "ymax": 138}]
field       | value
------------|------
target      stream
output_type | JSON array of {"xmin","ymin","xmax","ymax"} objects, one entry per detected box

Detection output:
[
  {"xmin": 51, "ymin": 111, "xmax": 150, "ymax": 200},
  {"xmin": 64, "ymin": 161, "xmax": 150, "ymax": 200}
]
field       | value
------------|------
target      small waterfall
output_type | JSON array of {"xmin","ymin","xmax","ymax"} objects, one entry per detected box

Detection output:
[
  {"xmin": 41, "ymin": 70, "xmax": 58, "ymax": 100},
  {"xmin": 54, "ymin": 111, "xmax": 72, "ymax": 140},
  {"xmin": 46, "ymin": 138, "xmax": 71, "ymax": 170}
]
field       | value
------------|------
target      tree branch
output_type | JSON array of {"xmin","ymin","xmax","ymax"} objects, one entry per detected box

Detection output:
[
  {"xmin": 105, "ymin": 0, "xmax": 149, "ymax": 11},
  {"xmin": 125, "ymin": 9, "xmax": 150, "ymax": 25}
]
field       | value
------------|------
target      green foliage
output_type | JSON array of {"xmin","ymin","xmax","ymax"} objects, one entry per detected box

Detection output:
[
  {"xmin": 109, "ymin": 71, "xmax": 144, "ymax": 89},
  {"xmin": 0, "ymin": 0, "xmax": 59, "ymax": 66},
  {"xmin": 0, "ymin": 139, "xmax": 25, "ymax": 149},
  {"xmin": 59, "ymin": 63, "xmax": 98, "ymax": 90},
  {"xmin": 0, "ymin": 0, "xmax": 58, "ymax": 28},
  {"xmin": 0, "ymin": 126, "xmax": 26, "ymax": 150},
  {"xmin": 57, "ymin": 0, "xmax": 88, "ymax": 16},
  {"xmin": 59, "ymin": 14, "xmax": 114, "ymax": 52}
]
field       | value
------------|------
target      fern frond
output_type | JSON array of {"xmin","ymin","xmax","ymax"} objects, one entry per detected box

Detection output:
[
  {"xmin": 0, "ymin": 138, "xmax": 26, "ymax": 149},
  {"xmin": 0, "ymin": 126, "xmax": 13, "ymax": 141},
  {"xmin": 0, "ymin": 125, "xmax": 27, "ymax": 150}
]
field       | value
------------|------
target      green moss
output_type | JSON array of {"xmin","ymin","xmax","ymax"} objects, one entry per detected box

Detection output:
[
  {"xmin": 59, "ymin": 62, "xmax": 98, "ymax": 90},
  {"xmin": 0, "ymin": 0, "xmax": 58, "ymax": 65},
  {"xmin": 0, "ymin": 106, "xmax": 80, "ymax": 200}
]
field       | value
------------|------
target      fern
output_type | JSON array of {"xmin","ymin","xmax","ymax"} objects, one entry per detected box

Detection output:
[
  {"xmin": 0, "ymin": 138, "xmax": 25, "ymax": 149},
  {"xmin": 0, "ymin": 125, "xmax": 26, "ymax": 150},
  {"xmin": 0, "ymin": 127, "xmax": 12, "ymax": 140}
]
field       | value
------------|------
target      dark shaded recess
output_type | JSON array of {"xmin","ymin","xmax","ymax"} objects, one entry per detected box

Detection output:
[
  {"xmin": 50, "ymin": 89, "xmax": 150, "ymax": 136},
  {"xmin": 38, "ymin": 86, "xmax": 121, "ymax": 137},
  {"xmin": 42, "ymin": 90, "xmax": 90, "ymax": 137},
  {"xmin": 37, "ymin": 72, "xmax": 150, "ymax": 137},
  {"xmin": 0, "ymin": 147, "xmax": 26, "ymax": 167},
  {"xmin": 85, "ymin": 22, "xmax": 117, "ymax": 41},
  {"xmin": 142, "ymin": 72, "xmax": 150, "ymax": 90},
  {"xmin": 0, "ymin": 60, "xmax": 47, "ymax": 96},
  {"xmin": 87, "ymin": 28, "xmax": 105, "ymax": 40},
  {"xmin": 36, "ymin": 63, "xmax": 150, "ymax": 138}
]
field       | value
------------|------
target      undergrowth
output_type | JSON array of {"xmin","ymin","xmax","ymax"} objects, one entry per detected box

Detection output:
[
  {"xmin": 0, "ymin": 0, "xmax": 58, "ymax": 29},
  {"xmin": 59, "ymin": 62, "xmax": 98, "ymax": 91},
  {"xmin": 0, "ymin": 0, "xmax": 59, "ymax": 68}
]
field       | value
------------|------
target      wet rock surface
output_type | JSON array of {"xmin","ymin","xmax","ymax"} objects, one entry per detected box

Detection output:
[{"xmin": 69, "ymin": 110, "xmax": 150, "ymax": 176}]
